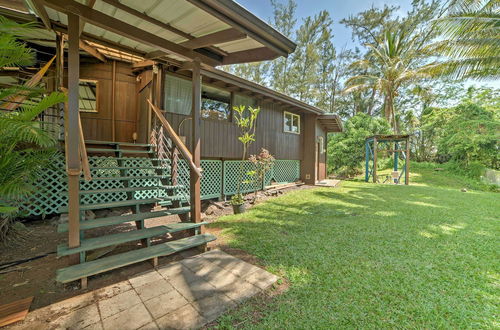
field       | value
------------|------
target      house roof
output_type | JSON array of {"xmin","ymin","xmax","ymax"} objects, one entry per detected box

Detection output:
[
  {"xmin": 318, "ymin": 114, "xmax": 343, "ymax": 132},
  {"xmin": 18, "ymin": 0, "xmax": 296, "ymax": 67},
  {"xmin": 0, "ymin": 2, "xmax": 343, "ymax": 130}
]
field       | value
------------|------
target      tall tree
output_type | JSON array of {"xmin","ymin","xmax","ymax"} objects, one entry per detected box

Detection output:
[
  {"xmin": 269, "ymin": 0, "xmax": 297, "ymax": 93},
  {"xmin": 289, "ymin": 10, "xmax": 333, "ymax": 103}
]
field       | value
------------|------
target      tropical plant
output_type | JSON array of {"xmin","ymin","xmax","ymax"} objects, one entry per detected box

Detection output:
[
  {"xmin": 231, "ymin": 105, "xmax": 260, "ymax": 206},
  {"xmin": 422, "ymin": 101, "xmax": 499, "ymax": 173},
  {"xmin": 248, "ymin": 148, "xmax": 275, "ymax": 202},
  {"xmin": 327, "ymin": 113, "xmax": 391, "ymax": 177},
  {"xmin": 0, "ymin": 16, "xmax": 65, "ymax": 241},
  {"xmin": 342, "ymin": 29, "xmax": 433, "ymax": 132},
  {"xmin": 429, "ymin": 0, "xmax": 499, "ymax": 80}
]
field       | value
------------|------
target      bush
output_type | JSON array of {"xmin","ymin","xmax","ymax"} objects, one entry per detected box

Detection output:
[
  {"xmin": 328, "ymin": 113, "xmax": 391, "ymax": 176},
  {"xmin": 425, "ymin": 102, "xmax": 499, "ymax": 172}
]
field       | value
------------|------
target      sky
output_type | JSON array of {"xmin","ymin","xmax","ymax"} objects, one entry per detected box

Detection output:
[
  {"xmin": 237, "ymin": 0, "xmax": 414, "ymax": 50},
  {"xmin": 236, "ymin": 0, "xmax": 499, "ymax": 89}
]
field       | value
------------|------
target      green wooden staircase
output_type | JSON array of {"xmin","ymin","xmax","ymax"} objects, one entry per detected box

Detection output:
[{"xmin": 56, "ymin": 140, "xmax": 215, "ymax": 285}]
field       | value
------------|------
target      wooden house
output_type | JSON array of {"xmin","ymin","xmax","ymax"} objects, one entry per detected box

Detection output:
[{"xmin": 1, "ymin": 0, "xmax": 342, "ymax": 287}]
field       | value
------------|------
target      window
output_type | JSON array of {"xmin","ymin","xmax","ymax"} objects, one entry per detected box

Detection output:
[
  {"xmin": 284, "ymin": 111, "xmax": 300, "ymax": 134},
  {"xmin": 79, "ymin": 79, "xmax": 98, "ymax": 112},
  {"xmin": 164, "ymin": 74, "xmax": 192, "ymax": 115},
  {"xmin": 201, "ymin": 85, "xmax": 230, "ymax": 121}
]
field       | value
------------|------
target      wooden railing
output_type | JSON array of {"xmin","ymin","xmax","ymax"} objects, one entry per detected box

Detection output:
[
  {"xmin": 61, "ymin": 87, "xmax": 91, "ymax": 181},
  {"xmin": 147, "ymin": 99, "xmax": 201, "ymax": 177}
]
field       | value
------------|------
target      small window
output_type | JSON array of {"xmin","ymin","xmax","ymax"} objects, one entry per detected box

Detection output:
[
  {"xmin": 201, "ymin": 85, "xmax": 230, "ymax": 121},
  {"xmin": 284, "ymin": 111, "xmax": 300, "ymax": 134},
  {"xmin": 79, "ymin": 79, "xmax": 98, "ymax": 112}
]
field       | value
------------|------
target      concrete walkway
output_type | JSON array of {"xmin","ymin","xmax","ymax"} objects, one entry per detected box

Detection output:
[{"xmin": 9, "ymin": 250, "xmax": 278, "ymax": 330}]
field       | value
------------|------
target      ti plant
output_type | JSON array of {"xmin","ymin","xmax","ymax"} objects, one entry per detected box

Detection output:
[{"xmin": 231, "ymin": 105, "xmax": 260, "ymax": 205}]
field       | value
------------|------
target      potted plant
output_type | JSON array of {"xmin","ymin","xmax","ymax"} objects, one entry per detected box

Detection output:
[{"xmin": 231, "ymin": 104, "xmax": 260, "ymax": 214}]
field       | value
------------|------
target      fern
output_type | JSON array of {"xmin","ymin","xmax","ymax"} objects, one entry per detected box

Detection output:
[{"xmin": 0, "ymin": 16, "xmax": 64, "ymax": 240}]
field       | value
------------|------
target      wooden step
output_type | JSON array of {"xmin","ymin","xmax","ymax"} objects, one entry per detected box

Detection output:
[
  {"xmin": 56, "ymin": 234, "xmax": 216, "ymax": 283},
  {"xmin": 58, "ymin": 222, "xmax": 206, "ymax": 255},
  {"xmin": 86, "ymin": 148, "xmax": 153, "ymax": 154},
  {"xmin": 89, "ymin": 157, "xmax": 169, "ymax": 162},
  {"xmin": 58, "ymin": 198, "xmax": 166, "ymax": 213},
  {"xmin": 77, "ymin": 185, "xmax": 181, "ymax": 195},
  {"xmin": 158, "ymin": 195, "xmax": 186, "ymax": 204},
  {"xmin": 57, "ymin": 207, "xmax": 192, "ymax": 232},
  {"xmin": 77, "ymin": 175, "xmax": 170, "ymax": 181},
  {"xmin": 85, "ymin": 140, "xmax": 153, "ymax": 148},
  {"xmin": 90, "ymin": 166, "xmax": 169, "ymax": 170}
]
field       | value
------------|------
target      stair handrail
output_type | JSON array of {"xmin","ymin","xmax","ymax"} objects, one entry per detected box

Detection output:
[
  {"xmin": 147, "ymin": 99, "xmax": 201, "ymax": 177},
  {"xmin": 60, "ymin": 87, "xmax": 92, "ymax": 181}
]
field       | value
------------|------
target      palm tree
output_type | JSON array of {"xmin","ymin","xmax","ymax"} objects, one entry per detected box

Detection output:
[
  {"xmin": 343, "ymin": 30, "xmax": 431, "ymax": 132},
  {"xmin": 429, "ymin": 0, "xmax": 499, "ymax": 80}
]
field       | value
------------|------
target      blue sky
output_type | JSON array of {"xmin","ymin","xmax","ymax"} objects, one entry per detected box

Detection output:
[
  {"xmin": 237, "ymin": 0, "xmax": 499, "ymax": 89},
  {"xmin": 237, "ymin": 0, "xmax": 414, "ymax": 49}
]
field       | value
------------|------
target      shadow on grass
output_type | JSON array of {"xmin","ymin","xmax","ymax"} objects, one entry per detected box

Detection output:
[{"xmin": 210, "ymin": 182, "xmax": 499, "ymax": 328}]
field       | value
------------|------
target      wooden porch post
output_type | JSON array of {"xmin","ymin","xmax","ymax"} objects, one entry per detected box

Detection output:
[
  {"xmin": 67, "ymin": 13, "xmax": 81, "ymax": 263},
  {"xmin": 405, "ymin": 137, "xmax": 410, "ymax": 185},
  {"xmin": 373, "ymin": 137, "xmax": 378, "ymax": 183},
  {"xmin": 190, "ymin": 59, "xmax": 202, "ymax": 224}
]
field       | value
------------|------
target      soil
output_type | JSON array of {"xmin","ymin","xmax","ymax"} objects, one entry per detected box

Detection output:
[{"xmin": 0, "ymin": 183, "xmax": 310, "ymax": 311}]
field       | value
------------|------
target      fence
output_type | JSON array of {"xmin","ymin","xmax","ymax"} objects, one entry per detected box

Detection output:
[{"xmin": 20, "ymin": 156, "xmax": 300, "ymax": 217}]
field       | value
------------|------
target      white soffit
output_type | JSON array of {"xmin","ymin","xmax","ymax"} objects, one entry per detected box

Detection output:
[{"xmin": 43, "ymin": 0, "xmax": 266, "ymax": 61}]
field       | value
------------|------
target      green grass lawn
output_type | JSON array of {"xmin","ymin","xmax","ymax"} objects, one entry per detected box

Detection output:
[{"xmin": 211, "ymin": 167, "xmax": 499, "ymax": 328}]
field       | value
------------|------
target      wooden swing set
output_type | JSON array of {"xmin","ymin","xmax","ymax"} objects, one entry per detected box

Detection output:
[{"xmin": 365, "ymin": 135, "xmax": 410, "ymax": 185}]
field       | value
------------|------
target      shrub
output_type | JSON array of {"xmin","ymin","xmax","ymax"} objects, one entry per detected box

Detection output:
[{"xmin": 327, "ymin": 113, "xmax": 391, "ymax": 176}]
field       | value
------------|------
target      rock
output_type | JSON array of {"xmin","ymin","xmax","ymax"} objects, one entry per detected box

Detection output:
[
  {"xmin": 85, "ymin": 210, "xmax": 96, "ymax": 220},
  {"xmin": 58, "ymin": 213, "xmax": 69, "ymax": 224},
  {"xmin": 461, "ymin": 188, "xmax": 467, "ymax": 192},
  {"xmin": 205, "ymin": 205, "xmax": 218, "ymax": 215},
  {"xmin": 94, "ymin": 209, "xmax": 110, "ymax": 218}
]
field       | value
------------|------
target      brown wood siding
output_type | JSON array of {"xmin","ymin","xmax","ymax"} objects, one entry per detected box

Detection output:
[
  {"xmin": 163, "ymin": 100, "xmax": 303, "ymax": 160},
  {"xmin": 316, "ymin": 123, "xmax": 327, "ymax": 181},
  {"xmin": 78, "ymin": 62, "xmax": 137, "ymax": 142}
]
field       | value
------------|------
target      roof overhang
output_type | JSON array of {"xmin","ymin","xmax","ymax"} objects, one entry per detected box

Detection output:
[
  {"xmin": 366, "ymin": 135, "xmax": 410, "ymax": 141},
  {"xmin": 17, "ymin": 0, "xmax": 296, "ymax": 67},
  {"xmin": 196, "ymin": 65, "xmax": 325, "ymax": 115},
  {"xmin": 318, "ymin": 114, "xmax": 343, "ymax": 132}
]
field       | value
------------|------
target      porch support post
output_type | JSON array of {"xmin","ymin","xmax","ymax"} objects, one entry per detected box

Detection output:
[
  {"xmin": 365, "ymin": 140, "xmax": 369, "ymax": 182},
  {"xmin": 67, "ymin": 13, "xmax": 81, "ymax": 262},
  {"xmin": 405, "ymin": 138, "xmax": 410, "ymax": 185},
  {"xmin": 373, "ymin": 137, "xmax": 378, "ymax": 183},
  {"xmin": 190, "ymin": 59, "xmax": 202, "ymax": 224}
]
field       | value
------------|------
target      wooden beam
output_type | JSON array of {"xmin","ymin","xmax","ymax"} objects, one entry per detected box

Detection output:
[
  {"xmin": 180, "ymin": 28, "xmax": 246, "ymax": 49},
  {"xmin": 66, "ymin": 12, "xmax": 81, "ymax": 264},
  {"xmin": 28, "ymin": 0, "xmax": 51, "ymax": 29},
  {"xmin": 222, "ymin": 47, "xmax": 279, "ymax": 65},
  {"xmin": 79, "ymin": 40, "xmax": 106, "ymax": 62},
  {"xmin": 100, "ymin": 0, "xmax": 228, "ymax": 56},
  {"xmin": 101, "ymin": 0, "xmax": 193, "ymax": 40},
  {"xmin": 190, "ymin": 59, "xmax": 202, "ymax": 224},
  {"xmin": 111, "ymin": 60, "xmax": 116, "ymax": 141},
  {"xmin": 79, "ymin": 0, "xmax": 96, "ymax": 35},
  {"xmin": 42, "ymin": 0, "xmax": 221, "ymax": 66},
  {"xmin": 132, "ymin": 60, "xmax": 155, "ymax": 69}
]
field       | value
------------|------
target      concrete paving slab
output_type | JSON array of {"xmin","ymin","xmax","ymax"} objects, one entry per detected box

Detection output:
[
  {"xmin": 102, "ymin": 303, "xmax": 153, "ymax": 330},
  {"xmin": 143, "ymin": 289, "xmax": 189, "ymax": 319},
  {"xmin": 134, "ymin": 278, "xmax": 174, "ymax": 302},
  {"xmin": 98, "ymin": 289, "xmax": 142, "ymax": 319},
  {"xmin": 10, "ymin": 249, "xmax": 278, "ymax": 330},
  {"xmin": 155, "ymin": 304, "xmax": 207, "ymax": 330}
]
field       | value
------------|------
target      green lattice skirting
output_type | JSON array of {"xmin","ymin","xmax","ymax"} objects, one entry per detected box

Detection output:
[{"xmin": 20, "ymin": 154, "xmax": 300, "ymax": 217}]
